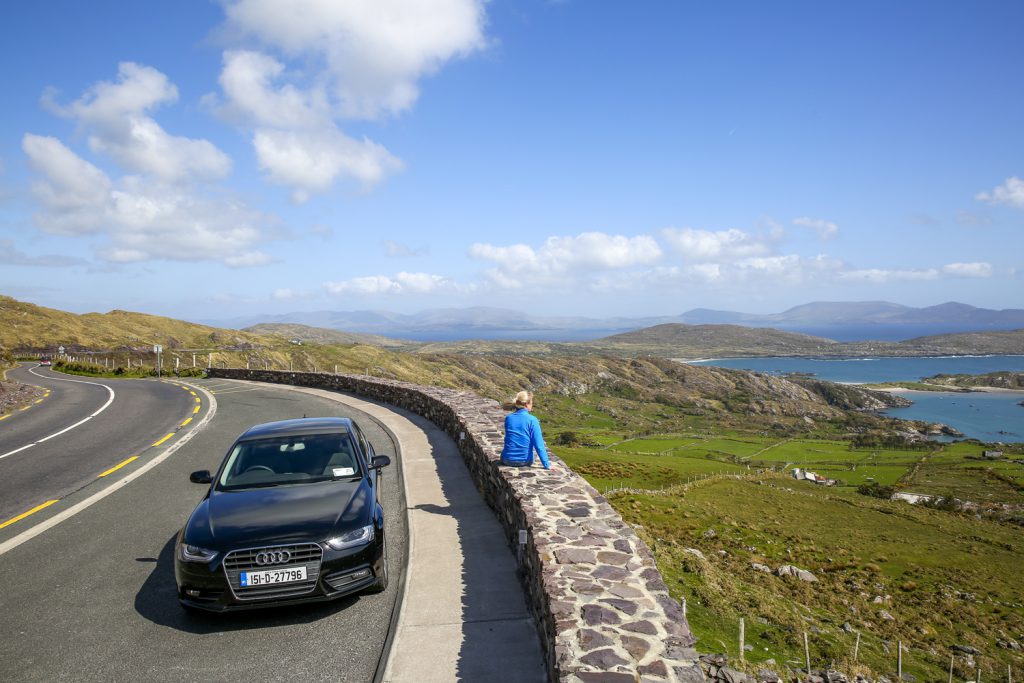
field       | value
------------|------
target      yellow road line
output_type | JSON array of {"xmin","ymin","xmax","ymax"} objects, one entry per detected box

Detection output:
[
  {"xmin": 34, "ymin": 399, "xmax": 44, "ymax": 404},
  {"xmin": 19, "ymin": 406, "xmax": 32, "ymax": 411},
  {"xmin": 153, "ymin": 433, "xmax": 175, "ymax": 447},
  {"xmin": 194, "ymin": 397, "xmax": 200, "ymax": 403},
  {"xmin": 192, "ymin": 405, "xmax": 200, "ymax": 414},
  {"xmin": 0, "ymin": 414, "xmax": 10, "ymax": 421},
  {"xmin": 98, "ymin": 456, "xmax": 139, "ymax": 478},
  {"xmin": 1, "ymin": 500, "xmax": 59, "ymax": 530},
  {"xmin": 180, "ymin": 417, "xmax": 193, "ymax": 427},
  {"xmin": 189, "ymin": 391, "xmax": 196, "ymax": 396}
]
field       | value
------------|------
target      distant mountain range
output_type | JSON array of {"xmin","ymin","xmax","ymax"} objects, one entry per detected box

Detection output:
[
  {"xmin": 3, "ymin": 294, "xmax": 1022, "ymax": 362},
  {"xmin": 205, "ymin": 301, "xmax": 1024, "ymax": 342}
]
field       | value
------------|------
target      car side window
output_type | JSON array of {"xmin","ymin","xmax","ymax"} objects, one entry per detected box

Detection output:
[{"xmin": 354, "ymin": 425, "xmax": 374, "ymax": 464}]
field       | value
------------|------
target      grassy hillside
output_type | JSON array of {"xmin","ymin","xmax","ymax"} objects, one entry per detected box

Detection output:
[
  {"xmin": 922, "ymin": 371, "xmax": 1024, "ymax": 390},
  {"xmin": 593, "ymin": 323, "xmax": 842, "ymax": 357},
  {"xmin": 0, "ymin": 295, "xmax": 271, "ymax": 351}
]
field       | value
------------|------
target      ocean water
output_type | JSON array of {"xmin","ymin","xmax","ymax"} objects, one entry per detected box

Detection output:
[
  {"xmin": 880, "ymin": 391, "xmax": 1023, "ymax": 442},
  {"xmin": 690, "ymin": 355, "xmax": 1024, "ymax": 442}
]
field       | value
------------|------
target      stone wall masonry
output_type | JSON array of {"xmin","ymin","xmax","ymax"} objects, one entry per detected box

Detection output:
[{"xmin": 209, "ymin": 369, "xmax": 704, "ymax": 682}]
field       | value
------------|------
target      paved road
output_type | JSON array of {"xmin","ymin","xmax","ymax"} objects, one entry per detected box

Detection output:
[
  {"xmin": 0, "ymin": 375, "xmax": 405, "ymax": 683},
  {"xmin": 0, "ymin": 363, "xmax": 195, "ymax": 523}
]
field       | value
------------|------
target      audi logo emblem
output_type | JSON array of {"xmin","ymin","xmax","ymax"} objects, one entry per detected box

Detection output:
[{"xmin": 255, "ymin": 549, "xmax": 292, "ymax": 566}]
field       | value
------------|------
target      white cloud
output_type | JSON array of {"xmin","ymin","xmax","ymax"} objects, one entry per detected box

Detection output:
[
  {"xmin": 469, "ymin": 232, "xmax": 662, "ymax": 288},
  {"xmin": 942, "ymin": 262, "xmax": 993, "ymax": 278},
  {"xmin": 23, "ymin": 134, "xmax": 111, "ymax": 233},
  {"xmin": 734, "ymin": 255, "xmax": 804, "ymax": 282},
  {"xmin": 48, "ymin": 62, "xmax": 230, "ymax": 183},
  {"xmin": 272, "ymin": 288, "xmax": 307, "ymax": 300},
  {"xmin": 215, "ymin": 50, "xmax": 403, "ymax": 201},
  {"xmin": 836, "ymin": 262, "xmax": 993, "ymax": 283},
  {"xmin": 23, "ymin": 135, "xmax": 271, "ymax": 267},
  {"xmin": 837, "ymin": 268, "xmax": 940, "ymax": 283},
  {"xmin": 221, "ymin": 0, "xmax": 487, "ymax": 119},
  {"xmin": 218, "ymin": 50, "xmax": 328, "ymax": 128},
  {"xmin": 792, "ymin": 216, "xmax": 839, "ymax": 239},
  {"xmin": 324, "ymin": 271, "xmax": 450, "ymax": 295},
  {"xmin": 976, "ymin": 176, "xmax": 1024, "ymax": 209},
  {"xmin": 213, "ymin": 1, "xmax": 485, "ymax": 199},
  {"xmin": 660, "ymin": 227, "xmax": 771, "ymax": 262},
  {"xmin": 253, "ymin": 128, "xmax": 402, "ymax": 202}
]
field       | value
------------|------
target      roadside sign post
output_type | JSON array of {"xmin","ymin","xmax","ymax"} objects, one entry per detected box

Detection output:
[{"xmin": 154, "ymin": 345, "xmax": 163, "ymax": 378}]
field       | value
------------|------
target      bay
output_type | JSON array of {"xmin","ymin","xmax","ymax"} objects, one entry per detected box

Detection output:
[
  {"xmin": 880, "ymin": 391, "xmax": 1023, "ymax": 443},
  {"xmin": 690, "ymin": 355, "xmax": 1024, "ymax": 442},
  {"xmin": 688, "ymin": 355, "xmax": 1024, "ymax": 383}
]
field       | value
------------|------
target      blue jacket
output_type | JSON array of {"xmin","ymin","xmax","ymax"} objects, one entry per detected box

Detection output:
[{"xmin": 500, "ymin": 408, "xmax": 550, "ymax": 469}]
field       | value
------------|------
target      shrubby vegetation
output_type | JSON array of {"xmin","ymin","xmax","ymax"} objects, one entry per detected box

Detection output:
[
  {"xmin": 54, "ymin": 360, "xmax": 205, "ymax": 379},
  {"xmin": 856, "ymin": 481, "xmax": 896, "ymax": 499}
]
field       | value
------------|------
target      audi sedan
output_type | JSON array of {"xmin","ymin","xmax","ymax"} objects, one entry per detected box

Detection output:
[{"xmin": 174, "ymin": 417, "xmax": 391, "ymax": 612}]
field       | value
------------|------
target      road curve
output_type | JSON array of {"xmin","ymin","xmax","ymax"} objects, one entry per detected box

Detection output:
[
  {"xmin": 0, "ymin": 376, "xmax": 405, "ymax": 683},
  {"xmin": 0, "ymin": 364, "xmax": 197, "ymax": 524}
]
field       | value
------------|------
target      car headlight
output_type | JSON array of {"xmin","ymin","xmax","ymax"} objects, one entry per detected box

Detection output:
[
  {"xmin": 178, "ymin": 542, "xmax": 218, "ymax": 563},
  {"xmin": 326, "ymin": 524, "xmax": 374, "ymax": 550}
]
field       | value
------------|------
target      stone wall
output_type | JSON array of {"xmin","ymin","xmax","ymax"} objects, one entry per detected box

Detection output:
[{"xmin": 209, "ymin": 369, "xmax": 704, "ymax": 682}]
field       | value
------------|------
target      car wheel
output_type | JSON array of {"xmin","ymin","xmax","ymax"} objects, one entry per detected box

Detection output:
[{"xmin": 364, "ymin": 531, "xmax": 388, "ymax": 594}]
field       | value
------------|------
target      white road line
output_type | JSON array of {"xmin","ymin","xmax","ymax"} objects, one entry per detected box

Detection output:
[
  {"xmin": 0, "ymin": 382, "xmax": 218, "ymax": 557},
  {"xmin": 0, "ymin": 370, "xmax": 116, "ymax": 461}
]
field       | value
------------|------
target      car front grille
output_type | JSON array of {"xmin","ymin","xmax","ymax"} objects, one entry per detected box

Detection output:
[{"xmin": 223, "ymin": 543, "xmax": 323, "ymax": 601}]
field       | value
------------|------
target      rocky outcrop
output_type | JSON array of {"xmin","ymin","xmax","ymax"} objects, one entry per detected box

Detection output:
[{"xmin": 209, "ymin": 368, "xmax": 703, "ymax": 682}]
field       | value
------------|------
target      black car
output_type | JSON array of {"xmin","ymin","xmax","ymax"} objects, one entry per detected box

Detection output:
[{"xmin": 174, "ymin": 417, "xmax": 391, "ymax": 612}]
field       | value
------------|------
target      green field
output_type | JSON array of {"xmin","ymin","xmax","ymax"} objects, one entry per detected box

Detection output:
[
  {"xmin": 541, "ymin": 401, "xmax": 1024, "ymax": 681},
  {"xmin": 612, "ymin": 478, "xmax": 1023, "ymax": 681}
]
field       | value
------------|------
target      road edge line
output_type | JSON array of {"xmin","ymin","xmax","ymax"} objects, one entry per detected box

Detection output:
[{"xmin": 0, "ymin": 381, "xmax": 218, "ymax": 557}]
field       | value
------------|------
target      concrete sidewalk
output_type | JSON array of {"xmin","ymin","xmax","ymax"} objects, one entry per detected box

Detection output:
[{"xmin": 281, "ymin": 385, "xmax": 547, "ymax": 683}]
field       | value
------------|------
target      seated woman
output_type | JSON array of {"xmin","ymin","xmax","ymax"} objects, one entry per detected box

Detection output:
[{"xmin": 499, "ymin": 390, "xmax": 550, "ymax": 470}]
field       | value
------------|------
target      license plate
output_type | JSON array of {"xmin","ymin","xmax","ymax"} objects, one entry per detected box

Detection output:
[{"xmin": 240, "ymin": 566, "xmax": 307, "ymax": 587}]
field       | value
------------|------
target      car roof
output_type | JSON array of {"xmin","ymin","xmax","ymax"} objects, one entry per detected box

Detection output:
[{"xmin": 237, "ymin": 417, "xmax": 355, "ymax": 441}]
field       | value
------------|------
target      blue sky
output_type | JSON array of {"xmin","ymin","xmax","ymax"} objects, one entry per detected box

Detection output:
[{"xmin": 1, "ymin": 0, "xmax": 1022, "ymax": 322}]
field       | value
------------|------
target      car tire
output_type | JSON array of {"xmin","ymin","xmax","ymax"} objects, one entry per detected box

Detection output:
[{"xmin": 364, "ymin": 531, "xmax": 388, "ymax": 594}]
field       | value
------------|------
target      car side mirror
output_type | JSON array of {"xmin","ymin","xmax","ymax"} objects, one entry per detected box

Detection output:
[
  {"xmin": 371, "ymin": 455, "xmax": 391, "ymax": 469},
  {"xmin": 189, "ymin": 469, "xmax": 212, "ymax": 484}
]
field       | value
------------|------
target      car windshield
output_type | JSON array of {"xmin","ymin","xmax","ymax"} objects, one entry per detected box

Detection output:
[{"xmin": 217, "ymin": 433, "xmax": 362, "ymax": 490}]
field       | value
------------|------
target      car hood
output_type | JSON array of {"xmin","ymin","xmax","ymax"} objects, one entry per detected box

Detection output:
[{"xmin": 185, "ymin": 479, "xmax": 371, "ymax": 549}]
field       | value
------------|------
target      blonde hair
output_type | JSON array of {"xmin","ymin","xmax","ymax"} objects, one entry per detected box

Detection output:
[{"xmin": 513, "ymin": 390, "xmax": 533, "ymax": 408}]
